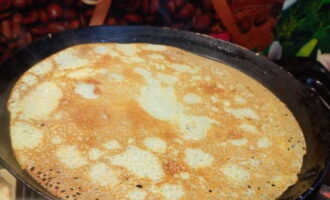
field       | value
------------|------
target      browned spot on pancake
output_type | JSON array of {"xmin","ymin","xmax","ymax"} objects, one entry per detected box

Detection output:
[
  {"xmin": 227, "ymin": 132, "xmax": 244, "ymax": 139},
  {"xmin": 199, "ymin": 83, "xmax": 224, "ymax": 95},
  {"xmin": 163, "ymin": 159, "xmax": 187, "ymax": 176},
  {"xmin": 94, "ymin": 86, "xmax": 102, "ymax": 96},
  {"xmin": 85, "ymin": 78, "xmax": 101, "ymax": 85}
]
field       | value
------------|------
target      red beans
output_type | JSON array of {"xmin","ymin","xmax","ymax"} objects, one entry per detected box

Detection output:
[
  {"xmin": 2, "ymin": 20, "xmax": 11, "ymax": 39},
  {"xmin": 13, "ymin": 0, "xmax": 27, "ymax": 8},
  {"xmin": 124, "ymin": 14, "xmax": 143, "ymax": 23},
  {"xmin": 0, "ymin": 0, "xmax": 11, "ymax": 10},
  {"xmin": 106, "ymin": 17, "xmax": 118, "ymax": 25},
  {"xmin": 69, "ymin": 20, "xmax": 80, "ymax": 29},
  {"xmin": 12, "ymin": 13, "xmax": 24, "ymax": 23},
  {"xmin": 23, "ymin": 11, "xmax": 38, "ymax": 24},
  {"xmin": 30, "ymin": 25, "xmax": 47, "ymax": 35},
  {"xmin": 12, "ymin": 21, "xmax": 21, "ymax": 39},
  {"xmin": 192, "ymin": 13, "xmax": 212, "ymax": 32},
  {"xmin": 47, "ymin": 22, "xmax": 66, "ymax": 34},
  {"xmin": 38, "ymin": 9, "xmax": 49, "ymax": 23},
  {"xmin": 174, "ymin": 0, "xmax": 184, "ymax": 8},
  {"xmin": 47, "ymin": 3, "xmax": 62, "ymax": 20},
  {"xmin": 177, "ymin": 3, "xmax": 196, "ymax": 19},
  {"xmin": 63, "ymin": 10, "xmax": 77, "ymax": 20}
]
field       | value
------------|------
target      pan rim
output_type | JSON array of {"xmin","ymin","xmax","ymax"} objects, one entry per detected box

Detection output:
[{"xmin": 0, "ymin": 25, "xmax": 329, "ymax": 200}]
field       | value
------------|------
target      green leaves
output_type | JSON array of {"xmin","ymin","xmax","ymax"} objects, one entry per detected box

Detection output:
[
  {"xmin": 321, "ymin": 0, "xmax": 330, "ymax": 4},
  {"xmin": 275, "ymin": 0, "xmax": 330, "ymax": 58},
  {"xmin": 296, "ymin": 39, "xmax": 318, "ymax": 57}
]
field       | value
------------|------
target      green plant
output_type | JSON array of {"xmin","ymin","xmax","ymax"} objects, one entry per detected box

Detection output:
[{"xmin": 275, "ymin": 0, "xmax": 330, "ymax": 58}]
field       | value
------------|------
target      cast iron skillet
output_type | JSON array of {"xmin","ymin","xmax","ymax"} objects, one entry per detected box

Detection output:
[{"xmin": 0, "ymin": 26, "xmax": 329, "ymax": 200}]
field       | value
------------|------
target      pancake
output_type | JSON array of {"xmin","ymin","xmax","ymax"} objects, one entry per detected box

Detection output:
[{"xmin": 8, "ymin": 43, "xmax": 306, "ymax": 200}]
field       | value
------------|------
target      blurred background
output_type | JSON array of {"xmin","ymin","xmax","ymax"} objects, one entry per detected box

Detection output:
[{"xmin": 0, "ymin": 0, "xmax": 328, "ymax": 67}]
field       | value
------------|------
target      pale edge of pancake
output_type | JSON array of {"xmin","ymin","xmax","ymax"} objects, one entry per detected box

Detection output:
[{"xmin": 7, "ymin": 43, "xmax": 306, "ymax": 200}]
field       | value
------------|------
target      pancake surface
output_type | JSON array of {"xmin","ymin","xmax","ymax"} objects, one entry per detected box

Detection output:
[{"xmin": 8, "ymin": 43, "xmax": 306, "ymax": 200}]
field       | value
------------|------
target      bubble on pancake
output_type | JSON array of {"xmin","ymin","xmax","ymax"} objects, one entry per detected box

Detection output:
[
  {"xmin": 239, "ymin": 123, "xmax": 258, "ymax": 133},
  {"xmin": 129, "ymin": 56, "xmax": 145, "ymax": 63},
  {"xmin": 224, "ymin": 107, "xmax": 259, "ymax": 120},
  {"xmin": 15, "ymin": 81, "xmax": 62, "ymax": 120},
  {"xmin": 103, "ymin": 140, "xmax": 122, "ymax": 150},
  {"xmin": 109, "ymin": 73, "xmax": 124, "ymax": 82},
  {"xmin": 155, "ymin": 63, "xmax": 166, "ymax": 70},
  {"xmin": 246, "ymin": 188, "xmax": 256, "ymax": 196},
  {"xmin": 88, "ymin": 148, "xmax": 104, "ymax": 160},
  {"xmin": 178, "ymin": 172, "xmax": 190, "ymax": 180},
  {"xmin": 250, "ymin": 158, "xmax": 262, "ymax": 166},
  {"xmin": 110, "ymin": 146, "xmax": 164, "ymax": 182},
  {"xmin": 126, "ymin": 189, "xmax": 147, "ymax": 200},
  {"xmin": 221, "ymin": 164, "xmax": 250, "ymax": 186},
  {"xmin": 178, "ymin": 115, "xmax": 217, "ymax": 140},
  {"xmin": 74, "ymin": 82, "xmax": 99, "ymax": 99},
  {"xmin": 115, "ymin": 44, "xmax": 139, "ymax": 56},
  {"xmin": 18, "ymin": 84, "xmax": 29, "ymax": 92},
  {"xmin": 54, "ymin": 48, "xmax": 88, "ymax": 69},
  {"xmin": 98, "ymin": 68, "xmax": 108, "ymax": 74},
  {"xmin": 216, "ymin": 83, "xmax": 224, "ymax": 89},
  {"xmin": 128, "ymin": 138, "xmax": 136, "ymax": 144},
  {"xmin": 204, "ymin": 76, "xmax": 211, "ymax": 82},
  {"xmin": 223, "ymin": 100, "xmax": 231, "ymax": 107},
  {"xmin": 143, "ymin": 137, "xmax": 167, "ymax": 153},
  {"xmin": 29, "ymin": 60, "xmax": 53, "ymax": 75},
  {"xmin": 210, "ymin": 96, "xmax": 219, "ymax": 103},
  {"xmin": 234, "ymin": 96, "xmax": 246, "ymax": 104},
  {"xmin": 53, "ymin": 111, "xmax": 67, "ymax": 120},
  {"xmin": 94, "ymin": 46, "xmax": 112, "ymax": 55},
  {"xmin": 211, "ymin": 107, "xmax": 219, "ymax": 112},
  {"xmin": 89, "ymin": 163, "xmax": 119, "ymax": 186},
  {"xmin": 149, "ymin": 54, "xmax": 165, "ymax": 60},
  {"xmin": 141, "ymin": 44, "xmax": 167, "ymax": 51},
  {"xmin": 11, "ymin": 121, "xmax": 43, "ymax": 149},
  {"xmin": 156, "ymin": 73, "xmax": 178, "ymax": 84},
  {"xmin": 10, "ymin": 89, "xmax": 20, "ymax": 101},
  {"xmin": 168, "ymin": 63, "xmax": 197, "ymax": 74},
  {"xmin": 183, "ymin": 93, "xmax": 202, "ymax": 104},
  {"xmin": 229, "ymin": 138, "xmax": 248, "ymax": 146},
  {"xmin": 257, "ymin": 137, "xmax": 272, "ymax": 148},
  {"xmin": 94, "ymin": 46, "xmax": 120, "ymax": 57},
  {"xmin": 51, "ymin": 136, "xmax": 62, "ymax": 144},
  {"xmin": 191, "ymin": 76, "xmax": 202, "ymax": 81},
  {"xmin": 21, "ymin": 74, "xmax": 38, "ymax": 86},
  {"xmin": 67, "ymin": 68, "xmax": 97, "ymax": 79},
  {"xmin": 160, "ymin": 184, "xmax": 185, "ymax": 200},
  {"xmin": 184, "ymin": 148, "xmax": 214, "ymax": 169},
  {"xmin": 56, "ymin": 145, "xmax": 87, "ymax": 168}
]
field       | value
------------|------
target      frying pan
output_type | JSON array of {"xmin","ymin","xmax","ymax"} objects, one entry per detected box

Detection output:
[{"xmin": 0, "ymin": 26, "xmax": 329, "ymax": 200}]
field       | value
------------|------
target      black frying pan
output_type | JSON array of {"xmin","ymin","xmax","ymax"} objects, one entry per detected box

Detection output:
[{"xmin": 0, "ymin": 26, "xmax": 329, "ymax": 200}]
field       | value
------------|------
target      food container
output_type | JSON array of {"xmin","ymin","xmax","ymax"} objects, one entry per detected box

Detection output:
[{"xmin": 0, "ymin": 0, "xmax": 284, "ymax": 62}]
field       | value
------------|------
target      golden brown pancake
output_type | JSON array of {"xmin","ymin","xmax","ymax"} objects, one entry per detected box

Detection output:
[{"xmin": 8, "ymin": 43, "xmax": 306, "ymax": 200}]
